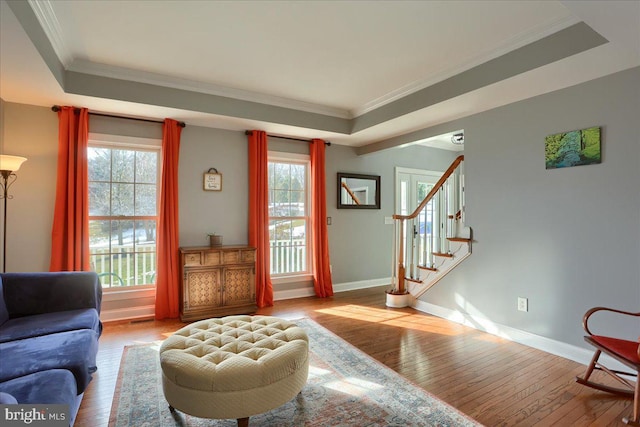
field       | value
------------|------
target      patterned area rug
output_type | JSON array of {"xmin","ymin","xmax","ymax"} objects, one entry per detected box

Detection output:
[{"xmin": 109, "ymin": 318, "xmax": 481, "ymax": 426}]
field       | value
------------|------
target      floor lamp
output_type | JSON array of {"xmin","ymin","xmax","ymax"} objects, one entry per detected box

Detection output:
[{"xmin": 0, "ymin": 155, "xmax": 28, "ymax": 273}]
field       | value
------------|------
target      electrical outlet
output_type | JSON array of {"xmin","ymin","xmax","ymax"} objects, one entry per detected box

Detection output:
[
  {"xmin": 517, "ymin": 297, "xmax": 528, "ymax": 312},
  {"xmin": 326, "ymin": 217, "xmax": 332, "ymax": 225}
]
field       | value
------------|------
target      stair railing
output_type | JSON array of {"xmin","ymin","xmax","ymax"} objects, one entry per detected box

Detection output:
[{"xmin": 390, "ymin": 155, "xmax": 465, "ymax": 295}]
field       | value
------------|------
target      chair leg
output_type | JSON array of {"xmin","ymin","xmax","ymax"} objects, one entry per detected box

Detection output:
[
  {"xmin": 584, "ymin": 349, "xmax": 601, "ymax": 381},
  {"xmin": 622, "ymin": 376, "xmax": 640, "ymax": 426},
  {"xmin": 237, "ymin": 417, "xmax": 249, "ymax": 427}
]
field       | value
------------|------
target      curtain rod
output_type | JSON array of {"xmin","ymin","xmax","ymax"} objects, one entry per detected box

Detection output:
[
  {"xmin": 51, "ymin": 105, "xmax": 186, "ymax": 128},
  {"xmin": 245, "ymin": 130, "xmax": 331, "ymax": 146}
]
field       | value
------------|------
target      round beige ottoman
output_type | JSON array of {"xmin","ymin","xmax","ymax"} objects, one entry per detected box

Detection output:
[{"xmin": 159, "ymin": 315, "xmax": 309, "ymax": 427}]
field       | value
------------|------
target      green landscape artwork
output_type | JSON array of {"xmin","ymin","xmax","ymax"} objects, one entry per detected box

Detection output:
[{"xmin": 545, "ymin": 126, "xmax": 601, "ymax": 169}]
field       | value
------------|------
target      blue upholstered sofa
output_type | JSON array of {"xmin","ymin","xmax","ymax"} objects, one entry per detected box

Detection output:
[{"xmin": 0, "ymin": 272, "xmax": 102, "ymax": 426}]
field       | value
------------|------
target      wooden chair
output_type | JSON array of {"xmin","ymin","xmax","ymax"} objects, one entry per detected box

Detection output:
[{"xmin": 575, "ymin": 307, "xmax": 640, "ymax": 425}]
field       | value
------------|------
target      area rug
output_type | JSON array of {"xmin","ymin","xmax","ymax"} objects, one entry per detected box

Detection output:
[{"xmin": 108, "ymin": 318, "xmax": 481, "ymax": 426}]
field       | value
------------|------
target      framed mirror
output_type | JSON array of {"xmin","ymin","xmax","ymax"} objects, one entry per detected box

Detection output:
[{"xmin": 337, "ymin": 173, "xmax": 380, "ymax": 209}]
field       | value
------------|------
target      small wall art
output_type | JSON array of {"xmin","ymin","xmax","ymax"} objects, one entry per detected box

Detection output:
[{"xmin": 545, "ymin": 126, "xmax": 601, "ymax": 170}]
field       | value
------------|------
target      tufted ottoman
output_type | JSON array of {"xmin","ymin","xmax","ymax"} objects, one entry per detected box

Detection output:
[{"xmin": 159, "ymin": 315, "xmax": 309, "ymax": 427}]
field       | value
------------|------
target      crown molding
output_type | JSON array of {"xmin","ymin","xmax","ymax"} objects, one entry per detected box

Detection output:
[
  {"xmin": 27, "ymin": 0, "xmax": 72, "ymax": 67},
  {"xmin": 352, "ymin": 14, "xmax": 582, "ymax": 118},
  {"xmin": 67, "ymin": 59, "xmax": 352, "ymax": 120}
]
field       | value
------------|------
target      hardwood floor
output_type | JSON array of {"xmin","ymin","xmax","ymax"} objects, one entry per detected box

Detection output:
[{"xmin": 75, "ymin": 286, "xmax": 633, "ymax": 426}]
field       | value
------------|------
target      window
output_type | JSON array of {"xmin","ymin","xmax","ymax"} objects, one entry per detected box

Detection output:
[
  {"xmin": 88, "ymin": 136, "xmax": 160, "ymax": 289},
  {"xmin": 268, "ymin": 152, "xmax": 311, "ymax": 278}
]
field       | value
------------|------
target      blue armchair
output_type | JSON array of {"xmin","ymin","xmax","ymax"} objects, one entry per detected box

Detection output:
[{"xmin": 0, "ymin": 271, "xmax": 102, "ymax": 426}]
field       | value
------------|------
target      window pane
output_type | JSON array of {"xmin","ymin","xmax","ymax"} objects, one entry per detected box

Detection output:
[
  {"xmin": 89, "ymin": 182, "xmax": 110, "ymax": 216},
  {"xmin": 135, "ymin": 220, "xmax": 157, "ymax": 285},
  {"xmin": 112, "ymin": 149, "xmax": 135, "ymax": 182},
  {"xmin": 111, "ymin": 220, "xmax": 134, "ymax": 249},
  {"xmin": 274, "ymin": 163, "xmax": 290, "ymax": 190},
  {"xmin": 273, "ymin": 190, "xmax": 290, "ymax": 216},
  {"xmin": 89, "ymin": 220, "xmax": 111, "ymax": 250},
  {"xmin": 88, "ymin": 147, "xmax": 111, "ymax": 181},
  {"xmin": 268, "ymin": 163, "xmax": 275, "ymax": 186},
  {"xmin": 291, "ymin": 164, "xmax": 304, "ymax": 190},
  {"xmin": 112, "ymin": 183, "xmax": 134, "ymax": 215},
  {"xmin": 135, "ymin": 183, "xmax": 157, "ymax": 215},
  {"xmin": 136, "ymin": 151, "xmax": 158, "ymax": 184},
  {"xmin": 268, "ymin": 189, "xmax": 276, "ymax": 216},
  {"xmin": 291, "ymin": 190, "xmax": 305, "ymax": 216},
  {"xmin": 136, "ymin": 220, "xmax": 157, "ymax": 247}
]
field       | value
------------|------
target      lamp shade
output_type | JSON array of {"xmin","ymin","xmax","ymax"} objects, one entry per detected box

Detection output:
[{"xmin": 0, "ymin": 155, "xmax": 27, "ymax": 172}]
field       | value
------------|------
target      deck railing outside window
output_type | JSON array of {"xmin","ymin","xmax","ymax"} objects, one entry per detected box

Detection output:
[
  {"xmin": 91, "ymin": 243, "xmax": 156, "ymax": 288},
  {"xmin": 93, "ymin": 239, "xmax": 306, "ymax": 288},
  {"xmin": 270, "ymin": 238, "xmax": 306, "ymax": 275}
]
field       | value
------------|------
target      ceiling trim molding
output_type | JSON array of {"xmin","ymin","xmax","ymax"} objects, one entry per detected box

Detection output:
[
  {"xmin": 63, "ymin": 71, "xmax": 353, "ymax": 135},
  {"xmin": 27, "ymin": 0, "xmax": 72, "ymax": 67},
  {"xmin": 352, "ymin": 14, "xmax": 582, "ymax": 118},
  {"xmin": 67, "ymin": 59, "xmax": 353, "ymax": 120},
  {"xmin": 351, "ymin": 22, "xmax": 608, "ymax": 134}
]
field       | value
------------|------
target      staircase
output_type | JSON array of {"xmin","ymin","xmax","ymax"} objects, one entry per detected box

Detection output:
[{"xmin": 388, "ymin": 155, "xmax": 472, "ymax": 305}]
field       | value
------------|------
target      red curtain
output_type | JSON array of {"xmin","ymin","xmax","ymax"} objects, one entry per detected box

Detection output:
[
  {"xmin": 248, "ymin": 130, "xmax": 274, "ymax": 307},
  {"xmin": 155, "ymin": 119, "xmax": 182, "ymax": 319},
  {"xmin": 50, "ymin": 106, "xmax": 90, "ymax": 272},
  {"xmin": 310, "ymin": 139, "xmax": 333, "ymax": 297}
]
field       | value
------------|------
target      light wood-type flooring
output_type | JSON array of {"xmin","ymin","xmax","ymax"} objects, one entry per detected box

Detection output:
[{"xmin": 75, "ymin": 286, "xmax": 633, "ymax": 426}]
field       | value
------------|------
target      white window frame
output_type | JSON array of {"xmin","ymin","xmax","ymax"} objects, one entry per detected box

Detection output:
[
  {"xmin": 267, "ymin": 151, "xmax": 313, "ymax": 284},
  {"xmin": 88, "ymin": 133, "xmax": 162, "ymax": 293}
]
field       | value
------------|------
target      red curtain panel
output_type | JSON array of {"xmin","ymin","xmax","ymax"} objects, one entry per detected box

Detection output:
[
  {"xmin": 310, "ymin": 139, "xmax": 333, "ymax": 298},
  {"xmin": 155, "ymin": 119, "xmax": 182, "ymax": 319},
  {"xmin": 50, "ymin": 106, "xmax": 90, "ymax": 272},
  {"xmin": 248, "ymin": 130, "xmax": 274, "ymax": 308}
]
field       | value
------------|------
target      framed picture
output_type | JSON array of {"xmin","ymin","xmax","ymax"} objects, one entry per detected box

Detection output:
[
  {"xmin": 203, "ymin": 172, "xmax": 222, "ymax": 191},
  {"xmin": 545, "ymin": 126, "xmax": 601, "ymax": 169}
]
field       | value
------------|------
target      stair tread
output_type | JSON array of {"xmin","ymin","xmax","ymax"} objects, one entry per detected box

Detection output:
[
  {"xmin": 447, "ymin": 237, "xmax": 471, "ymax": 242},
  {"xmin": 418, "ymin": 265, "xmax": 438, "ymax": 271},
  {"xmin": 404, "ymin": 277, "xmax": 423, "ymax": 284},
  {"xmin": 433, "ymin": 252, "xmax": 454, "ymax": 258}
]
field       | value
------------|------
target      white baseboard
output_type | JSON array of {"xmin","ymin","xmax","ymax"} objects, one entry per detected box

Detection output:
[
  {"xmin": 274, "ymin": 287, "xmax": 316, "ymax": 301},
  {"xmin": 412, "ymin": 299, "xmax": 629, "ymax": 372},
  {"xmin": 274, "ymin": 277, "xmax": 390, "ymax": 301},
  {"xmin": 100, "ymin": 305, "xmax": 155, "ymax": 323},
  {"xmin": 332, "ymin": 277, "xmax": 391, "ymax": 293}
]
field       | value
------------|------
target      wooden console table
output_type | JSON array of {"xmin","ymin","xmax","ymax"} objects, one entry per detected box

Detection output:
[{"xmin": 179, "ymin": 245, "xmax": 257, "ymax": 322}]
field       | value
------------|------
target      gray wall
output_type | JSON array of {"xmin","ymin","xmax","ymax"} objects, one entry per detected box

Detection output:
[
  {"xmin": 417, "ymin": 66, "xmax": 640, "ymax": 347},
  {"xmin": 177, "ymin": 127, "xmax": 249, "ymax": 247}
]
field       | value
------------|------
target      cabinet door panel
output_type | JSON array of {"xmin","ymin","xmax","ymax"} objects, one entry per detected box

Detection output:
[
  {"xmin": 223, "ymin": 266, "xmax": 255, "ymax": 306},
  {"xmin": 184, "ymin": 270, "xmax": 222, "ymax": 309}
]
